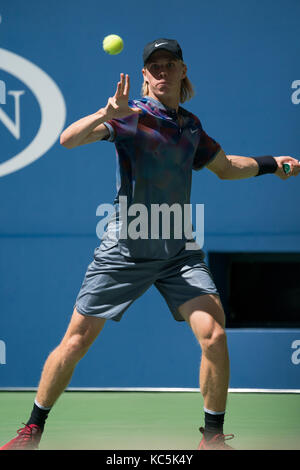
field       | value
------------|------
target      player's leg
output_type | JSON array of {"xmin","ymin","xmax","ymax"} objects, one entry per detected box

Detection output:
[
  {"xmin": 0, "ymin": 308, "xmax": 106, "ymax": 450},
  {"xmin": 155, "ymin": 251, "xmax": 229, "ymax": 411},
  {"xmin": 35, "ymin": 307, "xmax": 106, "ymax": 408},
  {"xmin": 178, "ymin": 293, "xmax": 234, "ymax": 449},
  {"xmin": 154, "ymin": 247, "xmax": 234, "ymax": 449},
  {"xmin": 178, "ymin": 293, "xmax": 229, "ymax": 413}
]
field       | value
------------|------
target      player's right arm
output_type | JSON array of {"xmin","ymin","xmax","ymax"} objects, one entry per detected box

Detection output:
[{"xmin": 60, "ymin": 74, "xmax": 141, "ymax": 149}]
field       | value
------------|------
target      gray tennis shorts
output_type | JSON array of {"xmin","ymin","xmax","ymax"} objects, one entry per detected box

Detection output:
[{"xmin": 75, "ymin": 242, "xmax": 219, "ymax": 322}]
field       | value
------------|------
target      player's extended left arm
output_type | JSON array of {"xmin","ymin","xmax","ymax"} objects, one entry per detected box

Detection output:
[{"xmin": 206, "ymin": 149, "xmax": 300, "ymax": 180}]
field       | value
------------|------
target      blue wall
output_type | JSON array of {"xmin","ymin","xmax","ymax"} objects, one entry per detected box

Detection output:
[{"xmin": 0, "ymin": 0, "xmax": 299, "ymax": 389}]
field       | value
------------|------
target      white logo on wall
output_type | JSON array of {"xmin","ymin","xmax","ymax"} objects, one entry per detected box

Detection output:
[
  {"xmin": 0, "ymin": 48, "xmax": 66, "ymax": 177},
  {"xmin": 291, "ymin": 80, "xmax": 300, "ymax": 105},
  {"xmin": 0, "ymin": 340, "xmax": 6, "ymax": 365},
  {"xmin": 291, "ymin": 339, "xmax": 300, "ymax": 365}
]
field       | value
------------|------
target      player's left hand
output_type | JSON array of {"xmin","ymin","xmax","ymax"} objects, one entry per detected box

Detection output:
[{"xmin": 274, "ymin": 156, "xmax": 300, "ymax": 180}]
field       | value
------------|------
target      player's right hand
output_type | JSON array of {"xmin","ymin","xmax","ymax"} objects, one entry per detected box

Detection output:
[
  {"xmin": 103, "ymin": 73, "xmax": 142, "ymax": 120},
  {"xmin": 274, "ymin": 156, "xmax": 300, "ymax": 180}
]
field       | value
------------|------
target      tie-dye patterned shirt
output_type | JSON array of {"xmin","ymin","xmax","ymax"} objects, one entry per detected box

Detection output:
[{"xmin": 102, "ymin": 96, "xmax": 221, "ymax": 259}]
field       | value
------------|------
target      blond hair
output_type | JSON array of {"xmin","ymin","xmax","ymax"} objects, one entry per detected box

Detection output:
[{"xmin": 141, "ymin": 61, "xmax": 195, "ymax": 103}]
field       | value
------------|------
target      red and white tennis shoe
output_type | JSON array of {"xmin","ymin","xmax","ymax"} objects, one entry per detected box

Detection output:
[
  {"xmin": 198, "ymin": 426, "xmax": 235, "ymax": 450},
  {"xmin": 0, "ymin": 424, "xmax": 42, "ymax": 450}
]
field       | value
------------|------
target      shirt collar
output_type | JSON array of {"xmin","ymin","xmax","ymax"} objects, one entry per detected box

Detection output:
[
  {"xmin": 139, "ymin": 96, "xmax": 195, "ymax": 129},
  {"xmin": 144, "ymin": 96, "xmax": 179, "ymax": 113}
]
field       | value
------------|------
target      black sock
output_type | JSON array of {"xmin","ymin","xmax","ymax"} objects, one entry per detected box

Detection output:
[
  {"xmin": 26, "ymin": 401, "xmax": 51, "ymax": 432},
  {"xmin": 204, "ymin": 410, "xmax": 225, "ymax": 441}
]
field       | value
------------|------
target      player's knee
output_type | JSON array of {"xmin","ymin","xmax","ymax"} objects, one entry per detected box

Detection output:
[
  {"xmin": 61, "ymin": 334, "xmax": 91, "ymax": 363},
  {"xmin": 200, "ymin": 326, "xmax": 227, "ymax": 358}
]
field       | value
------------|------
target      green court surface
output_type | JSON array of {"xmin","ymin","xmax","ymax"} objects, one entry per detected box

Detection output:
[{"xmin": 0, "ymin": 391, "xmax": 299, "ymax": 450}]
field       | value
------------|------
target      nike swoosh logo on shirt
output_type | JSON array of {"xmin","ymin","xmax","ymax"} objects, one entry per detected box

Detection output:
[
  {"xmin": 191, "ymin": 129, "xmax": 198, "ymax": 134},
  {"xmin": 154, "ymin": 42, "xmax": 168, "ymax": 47}
]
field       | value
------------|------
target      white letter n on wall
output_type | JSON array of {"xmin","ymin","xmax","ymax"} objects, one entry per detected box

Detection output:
[{"xmin": 0, "ymin": 90, "xmax": 25, "ymax": 139}]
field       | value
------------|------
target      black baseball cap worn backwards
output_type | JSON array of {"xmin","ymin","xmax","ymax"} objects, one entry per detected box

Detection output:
[{"xmin": 143, "ymin": 38, "xmax": 183, "ymax": 65}]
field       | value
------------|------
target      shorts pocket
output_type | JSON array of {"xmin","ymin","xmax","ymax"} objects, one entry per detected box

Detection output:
[{"xmin": 94, "ymin": 240, "xmax": 119, "ymax": 261}]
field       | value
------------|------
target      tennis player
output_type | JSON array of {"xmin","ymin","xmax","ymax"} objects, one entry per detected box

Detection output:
[{"xmin": 1, "ymin": 38, "xmax": 299, "ymax": 451}]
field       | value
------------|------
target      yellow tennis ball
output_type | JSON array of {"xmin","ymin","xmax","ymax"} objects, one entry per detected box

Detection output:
[{"xmin": 103, "ymin": 35, "xmax": 124, "ymax": 55}]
